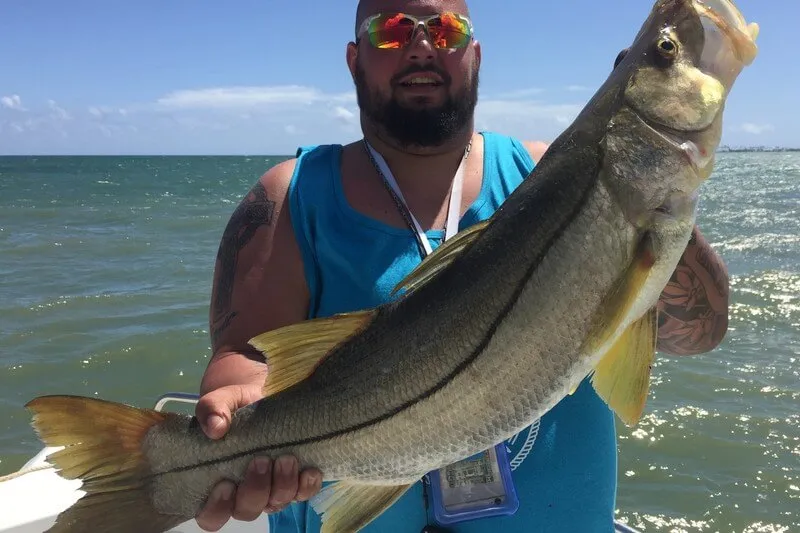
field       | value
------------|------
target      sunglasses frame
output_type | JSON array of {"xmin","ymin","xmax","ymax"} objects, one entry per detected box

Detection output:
[{"xmin": 356, "ymin": 11, "xmax": 475, "ymax": 49}]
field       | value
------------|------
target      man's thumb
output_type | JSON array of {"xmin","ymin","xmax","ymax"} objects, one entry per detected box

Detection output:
[{"xmin": 195, "ymin": 385, "xmax": 244, "ymax": 440}]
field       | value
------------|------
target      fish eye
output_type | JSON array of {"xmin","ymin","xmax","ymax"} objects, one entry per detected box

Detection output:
[{"xmin": 656, "ymin": 37, "xmax": 678, "ymax": 58}]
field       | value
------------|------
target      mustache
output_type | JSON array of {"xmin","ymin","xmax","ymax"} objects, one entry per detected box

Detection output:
[{"xmin": 391, "ymin": 64, "xmax": 452, "ymax": 85}]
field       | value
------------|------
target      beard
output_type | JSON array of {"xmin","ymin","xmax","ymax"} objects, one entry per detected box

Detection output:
[{"xmin": 354, "ymin": 60, "xmax": 479, "ymax": 148}]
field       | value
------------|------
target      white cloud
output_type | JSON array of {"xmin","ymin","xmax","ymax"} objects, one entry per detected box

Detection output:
[
  {"xmin": 1, "ymin": 94, "xmax": 26, "ymax": 111},
  {"xmin": 47, "ymin": 100, "xmax": 71, "ymax": 121},
  {"xmin": 1, "ymin": 99, "xmax": 71, "ymax": 136},
  {"xmin": 88, "ymin": 106, "xmax": 128, "ymax": 119},
  {"xmin": 145, "ymin": 85, "xmax": 581, "ymax": 140},
  {"xmin": 491, "ymin": 88, "xmax": 545, "ymax": 99},
  {"xmin": 155, "ymin": 86, "xmax": 354, "ymax": 110},
  {"xmin": 97, "ymin": 124, "xmax": 116, "ymax": 138},
  {"xmin": 739, "ymin": 122, "xmax": 774, "ymax": 135},
  {"xmin": 0, "ymin": 85, "xmax": 596, "ymax": 153},
  {"xmin": 333, "ymin": 105, "xmax": 356, "ymax": 124},
  {"xmin": 478, "ymin": 99, "xmax": 582, "ymax": 121},
  {"xmin": 476, "ymin": 96, "xmax": 583, "ymax": 141}
]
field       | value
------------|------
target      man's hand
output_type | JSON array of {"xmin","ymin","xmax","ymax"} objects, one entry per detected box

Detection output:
[{"xmin": 193, "ymin": 383, "xmax": 323, "ymax": 532}]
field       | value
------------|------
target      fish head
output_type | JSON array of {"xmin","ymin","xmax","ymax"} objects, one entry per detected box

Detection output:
[{"xmin": 602, "ymin": 0, "xmax": 759, "ymax": 226}]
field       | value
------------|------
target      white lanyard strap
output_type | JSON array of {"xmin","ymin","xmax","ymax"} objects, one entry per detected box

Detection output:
[{"xmin": 364, "ymin": 140, "xmax": 468, "ymax": 257}]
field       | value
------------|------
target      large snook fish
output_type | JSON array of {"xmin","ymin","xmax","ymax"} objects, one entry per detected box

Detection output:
[{"xmin": 20, "ymin": 1, "xmax": 759, "ymax": 531}]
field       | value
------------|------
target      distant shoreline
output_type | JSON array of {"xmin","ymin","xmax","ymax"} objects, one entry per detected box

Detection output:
[
  {"xmin": 1, "ymin": 148, "xmax": 799, "ymax": 157},
  {"xmin": 717, "ymin": 146, "xmax": 800, "ymax": 153}
]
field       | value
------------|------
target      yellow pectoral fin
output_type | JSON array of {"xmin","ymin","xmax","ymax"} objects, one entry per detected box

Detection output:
[
  {"xmin": 392, "ymin": 220, "xmax": 489, "ymax": 297},
  {"xmin": 249, "ymin": 309, "xmax": 376, "ymax": 397},
  {"xmin": 590, "ymin": 306, "xmax": 658, "ymax": 426},
  {"xmin": 583, "ymin": 232, "xmax": 656, "ymax": 355}
]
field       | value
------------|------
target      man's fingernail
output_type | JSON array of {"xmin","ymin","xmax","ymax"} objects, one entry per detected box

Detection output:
[
  {"xmin": 306, "ymin": 471, "xmax": 321, "ymax": 487},
  {"xmin": 276, "ymin": 456, "xmax": 293, "ymax": 475},
  {"xmin": 254, "ymin": 456, "xmax": 270, "ymax": 475},
  {"xmin": 215, "ymin": 482, "xmax": 234, "ymax": 502},
  {"xmin": 207, "ymin": 414, "xmax": 225, "ymax": 434}
]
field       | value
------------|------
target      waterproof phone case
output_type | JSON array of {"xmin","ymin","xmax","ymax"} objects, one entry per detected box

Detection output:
[{"xmin": 427, "ymin": 442, "xmax": 519, "ymax": 526}]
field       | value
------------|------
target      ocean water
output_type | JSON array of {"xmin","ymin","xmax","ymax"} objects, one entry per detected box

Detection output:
[{"xmin": 0, "ymin": 152, "xmax": 797, "ymax": 532}]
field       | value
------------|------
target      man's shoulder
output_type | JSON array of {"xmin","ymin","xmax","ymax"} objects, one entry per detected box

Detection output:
[
  {"xmin": 521, "ymin": 140, "xmax": 549, "ymax": 163},
  {"xmin": 257, "ymin": 143, "xmax": 345, "ymax": 201},
  {"xmin": 481, "ymin": 131, "xmax": 549, "ymax": 164},
  {"xmin": 257, "ymin": 157, "xmax": 298, "ymax": 195}
]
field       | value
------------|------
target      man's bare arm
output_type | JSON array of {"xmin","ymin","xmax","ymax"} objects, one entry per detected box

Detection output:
[
  {"xmin": 202, "ymin": 158, "xmax": 310, "ymax": 395},
  {"xmin": 521, "ymin": 140, "xmax": 730, "ymax": 356},
  {"xmin": 209, "ymin": 179, "xmax": 276, "ymax": 350},
  {"xmin": 196, "ymin": 158, "xmax": 322, "ymax": 530},
  {"xmin": 657, "ymin": 226, "xmax": 730, "ymax": 355}
]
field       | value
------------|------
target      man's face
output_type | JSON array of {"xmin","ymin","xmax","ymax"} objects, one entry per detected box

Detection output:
[{"xmin": 349, "ymin": 0, "xmax": 481, "ymax": 148}]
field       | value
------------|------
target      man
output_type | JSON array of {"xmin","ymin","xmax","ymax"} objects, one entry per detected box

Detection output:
[{"xmin": 193, "ymin": 1, "xmax": 730, "ymax": 531}]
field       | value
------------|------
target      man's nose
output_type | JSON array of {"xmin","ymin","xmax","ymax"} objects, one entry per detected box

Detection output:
[{"xmin": 404, "ymin": 26, "xmax": 436, "ymax": 61}]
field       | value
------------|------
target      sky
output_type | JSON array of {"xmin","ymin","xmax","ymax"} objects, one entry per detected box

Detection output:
[{"xmin": 0, "ymin": 0, "xmax": 797, "ymax": 155}]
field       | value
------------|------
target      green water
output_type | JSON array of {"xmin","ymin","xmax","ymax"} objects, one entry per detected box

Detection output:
[{"xmin": 0, "ymin": 153, "xmax": 797, "ymax": 532}]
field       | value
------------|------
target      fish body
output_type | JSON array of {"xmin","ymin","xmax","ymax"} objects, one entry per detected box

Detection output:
[{"xmin": 21, "ymin": 1, "xmax": 759, "ymax": 531}]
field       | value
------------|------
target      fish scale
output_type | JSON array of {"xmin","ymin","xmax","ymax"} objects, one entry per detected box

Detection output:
[{"xmin": 148, "ymin": 180, "xmax": 636, "ymax": 488}]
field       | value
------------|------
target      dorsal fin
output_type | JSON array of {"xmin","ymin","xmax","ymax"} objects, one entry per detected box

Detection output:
[
  {"xmin": 392, "ymin": 220, "xmax": 490, "ymax": 297},
  {"xmin": 248, "ymin": 309, "xmax": 377, "ymax": 396}
]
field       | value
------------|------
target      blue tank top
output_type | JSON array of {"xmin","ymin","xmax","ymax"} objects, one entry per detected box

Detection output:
[{"xmin": 269, "ymin": 132, "xmax": 618, "ymax": 533}]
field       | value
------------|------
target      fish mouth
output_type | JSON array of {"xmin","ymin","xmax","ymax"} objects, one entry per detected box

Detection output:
[
  {"xmin": 629, "ymin": 110, "xmax": 706, "ymax": 218},
  {"xmin": 693, "ymin": 0, "xmax": 759, "ymax": 62},
  {"xmin": 691, "ymin": 0, "xmax": 759, "ymax": 87},
  {"xmin": 632, "ymin": 110, "xmax": 711, "ymax": 172}
]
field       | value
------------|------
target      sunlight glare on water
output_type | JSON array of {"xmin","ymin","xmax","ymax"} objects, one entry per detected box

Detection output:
[{"xmin": 0, "ymin": 152, "xmax": 798, "ymax": 531}]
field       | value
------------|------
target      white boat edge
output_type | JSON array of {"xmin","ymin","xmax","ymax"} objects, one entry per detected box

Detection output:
[
  {"xmin": 0, "ymin": 392, "xmax": 269, "ymax": 533},
  {"xmin": 0, "ymin": 444, "xmax": 271, "ymax": 533},
  {"xmin": 0, "ymin": 392, "xmax": 641, "ymax": 533}
]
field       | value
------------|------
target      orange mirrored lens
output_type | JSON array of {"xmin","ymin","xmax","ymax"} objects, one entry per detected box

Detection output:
[
  {"xmin": 429, "ymin": 13, "xmax": 471, "ymax": 48},
  {"xmin": 366, "ymin": 12, "xmax": 471, "ymax": 49}
]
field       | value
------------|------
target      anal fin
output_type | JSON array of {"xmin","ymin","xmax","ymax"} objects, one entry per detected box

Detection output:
[
  {"xmin": 249, "ymin": 309, "xmax": 376, "ymax": 397},
  {"xmin": 590, "ymin": 306, "xmax": 658, "ymax": 426},
  {"xmin": 310, "ymin": 481, "xmax": 413, "ymax": 533}
]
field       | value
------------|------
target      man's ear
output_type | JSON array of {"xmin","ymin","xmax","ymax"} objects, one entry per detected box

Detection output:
[
  {"xmin": 346, "ymin": 41, "xmax": 358, "ymax": 81},
  {"xmin": 473, "ymin": 39, "xmax": 482, "ymax": 69}
]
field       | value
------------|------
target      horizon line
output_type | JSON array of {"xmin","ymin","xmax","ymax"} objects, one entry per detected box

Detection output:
[{"xmin": 2, "ymin": 147, "xmax": 800, "ymax": 157}]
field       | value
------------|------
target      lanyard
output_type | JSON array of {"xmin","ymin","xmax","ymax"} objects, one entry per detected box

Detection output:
[{"xmin": 363, "ymin": 138, "xmax": 470, "ymax": 258}]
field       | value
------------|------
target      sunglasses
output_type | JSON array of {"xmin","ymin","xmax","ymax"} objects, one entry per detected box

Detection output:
[{"xmin": 357, "ymin": 12, "xmax": 474, "ymax": 50}]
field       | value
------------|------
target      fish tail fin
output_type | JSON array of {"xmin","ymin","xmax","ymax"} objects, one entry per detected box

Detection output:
[{"xmin": 26, "ymin": 395, "xmax": 186, "ymax": 533}]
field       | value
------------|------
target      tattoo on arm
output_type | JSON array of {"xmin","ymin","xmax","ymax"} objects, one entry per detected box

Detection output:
[
  {"xmin": 657, "ymin": 228, "xmax": 730, "ymax": 355},
  {"xmin": 210, "ymin": 182, "xmax": 275, "ymax": 346}
]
